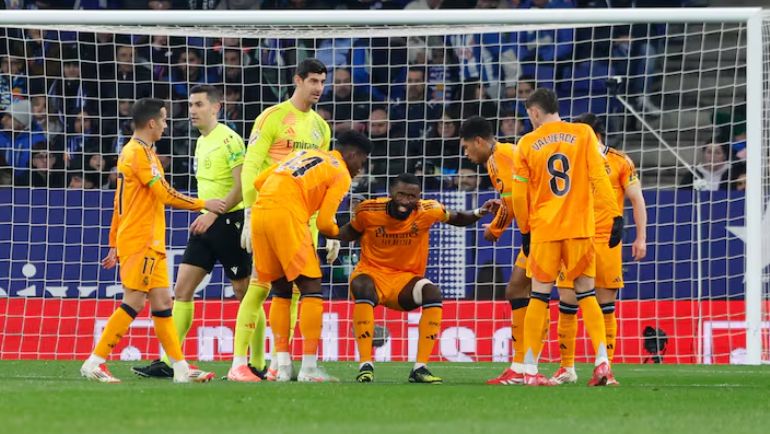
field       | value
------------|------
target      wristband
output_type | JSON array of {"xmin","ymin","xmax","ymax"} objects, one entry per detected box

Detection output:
[{"xmin": 473, "ymin": 208, "xmax": 483, "ymax": 217}]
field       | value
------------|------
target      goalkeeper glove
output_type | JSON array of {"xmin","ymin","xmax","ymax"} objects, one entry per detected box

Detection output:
[
  {"xmin": 609, "ymin": 216, "xmax": 624, "ymax": 248},
  {"xmin": 521, "ymin": 232, "xmax": 530, "ymax": 257},
  {"xmin": 240, "ymin": 207, "xmax": 252, "ymax": 253},
  {"xmin": 325, "ymin": 239, "xmax": 341, "ymax": 264}
]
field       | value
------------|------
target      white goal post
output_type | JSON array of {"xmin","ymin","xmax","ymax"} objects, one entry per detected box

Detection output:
[{"xmin": 0, "ymin": 7, "xmax": 766, "ymax": 365}]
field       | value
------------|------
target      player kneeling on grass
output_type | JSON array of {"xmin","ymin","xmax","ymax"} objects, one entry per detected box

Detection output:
[
  {"xmin": 335, "ymin": 173, "xmax": 499, "ymax": 383},
  {"xmin": 81, "ymin": 98, "xmax": 225, "ymax": 383},
  {"xmin": 253, "ymin": 130, "xmax": 372, "ymax": 383}
]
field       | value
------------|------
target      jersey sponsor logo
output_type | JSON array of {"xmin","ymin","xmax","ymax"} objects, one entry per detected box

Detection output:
[
  {"xmin": 374, "ymin": 225, "xmax": 419, "ymax": 246},
  {"xmin": 289, "ymin": 140, "xmax": 320, "ymax": 150}
]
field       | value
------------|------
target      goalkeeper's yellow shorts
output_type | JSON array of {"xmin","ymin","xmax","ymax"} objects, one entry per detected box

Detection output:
[
  {"xmin": 350, "ymin": 266, "xmax": 420, "ymax": 311},
  {"xmin": 556, "ymin": 237, "xmax": 622, "ymax": 289}
]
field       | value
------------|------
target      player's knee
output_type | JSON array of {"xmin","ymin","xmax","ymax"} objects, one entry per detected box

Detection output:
[
  {"xmin": 506, "ymin": 268, "xmax": 530, "ymax": 300},
  {"xmin": 231, "ymin": 277, "xmax": 249, "ymax": 301},
  {"xmin": 414, "ymin": 280, "xmax": 442, "ymax": 308},
  {"xmin": 600, "ymin": 301, "xmax": 616, "ymax": 315},
  {"xmin": 270, "ymin": 283, "xmax": 293, "ymax": 299},
  {"xmin": 351, "ymin": 276, "xmax": 378, "ymax": 305}
]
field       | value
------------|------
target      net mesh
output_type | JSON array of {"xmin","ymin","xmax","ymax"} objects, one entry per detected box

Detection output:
[{"xmin": 0, "ymin": 17, "xmax": 764, "ymax": 364}]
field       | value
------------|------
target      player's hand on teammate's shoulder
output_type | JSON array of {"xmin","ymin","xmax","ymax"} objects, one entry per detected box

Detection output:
[
  {"xmin": 101, "ymin": 248, "xmax": 117, "ymax": 269},
  {"xmin": 479, "ymin": 199, "xmax": 501, "ymax": 216},
  {"xmin": 190, "ymin": 212, "xmax": 217, "ymax": 235},
  {"xmin": 204, "ymin": 199, "xmax": 227, "ymax": 215}
]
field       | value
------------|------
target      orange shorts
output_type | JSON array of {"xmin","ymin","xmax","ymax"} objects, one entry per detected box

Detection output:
[
  {"xmin": 557, "ymin": 238, "xmax": 622, "ymax": 289},
  {"xmin": 527, "ymin": 238, "xmax": 595, "ymax": 283},
  {"xmin": 119, "ymin": 248, "xmax": 169, "ymax": 292},
  {"xmin": 350, "ymin": 267, "xmax": 420, "ymax": 311},
  {"xmin": 514, "ymin": 249, "xmax": 527, "ymax": 269},
  {"xmin": 251, "ymin": 207, "xmax": 321, "ymax": 283}
]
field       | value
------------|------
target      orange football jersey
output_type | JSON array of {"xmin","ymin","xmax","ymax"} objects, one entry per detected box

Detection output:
[
  {"xmin": 351, "ymin": 198, "xmax": 449, "ymax": 275},
  {"xmin": 254, "ymin": 149, "xmax": 351, "ymax": 237},
  {"xmin": 109, "ymin": 138, "xmax": 204, "ymax": 257},
  {"xmin": 594, "ymin": 147, "xmax": 639, "ymax": 239},
  {"xmin": 513, "ymin": 121, "xmax": 618, "ymax": 242},
  {"xmin": 486, "ymin": 141, "xmax": 517, "ymax": 239}
]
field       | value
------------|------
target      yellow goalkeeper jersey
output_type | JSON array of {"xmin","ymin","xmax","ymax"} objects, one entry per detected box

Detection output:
[{"xmin": 241, "ymin": 99, "xmax": 332, "ymax": 208}]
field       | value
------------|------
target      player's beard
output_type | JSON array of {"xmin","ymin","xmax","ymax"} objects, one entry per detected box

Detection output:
[{"xmin": 387, "ymin": 200, "xmax": 414, "ymax": 220}]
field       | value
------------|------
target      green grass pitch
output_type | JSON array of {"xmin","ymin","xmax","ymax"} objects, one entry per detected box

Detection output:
[{"xmin": 1, "ymin": 361, "xmax": 768, "ymax": 434}]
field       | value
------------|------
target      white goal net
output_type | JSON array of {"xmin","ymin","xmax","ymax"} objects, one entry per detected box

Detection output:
[{"xmin": 0, "ymin": 9, "xmax": 767, "ymax": 365}]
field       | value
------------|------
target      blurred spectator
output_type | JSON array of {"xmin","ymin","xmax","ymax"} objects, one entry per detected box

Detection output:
[
  {"xmin": 149, "ymin": 35, "xmax": 173, "ymax": 82},
  {"xmin": 0, "ymin": 55, "xmax": 29, "ymax": 111},
  {"xmin": 497, "ymin": 109, "xmax": 523, "ymax": 142},
  {"xmin": 30, "ymin": 95, "xmax": 64, "ymax": 137},
  {"xmin": 731, "ymin": 162, "xmax": 746, "ymax": 192},
  {"xmin": 424, "ymin": 109, "xmax": 461, "ymax": 171},
  {"xmin": 425, "ymin": 40, "xmax": 460, "ymax": 103},
  {"xmin": 15, "ymin": 144, "xmax": 66, "ymax": 188},
  {"xmin": 64, "ymin": 109, "xmax": 101, "ymax": 169},
  {"xmin": 367, "ymin": 106, "xmax": 407, "ymax": 192},
  {"xmin": 49, "ymin": 50, "xmax": 99, "ymax": 115},
  {"xmin": 404, "ymin": 0, "xmax": 442, "ymax": 9},
  {"xmin": 391, "ymin": 66, "xmax": 440, "ymax": 139},
  {"xmin": 459, "ymin": 81, "xmax": 498, "ymax": 120},
  {"xmin": 0, "ymin": 100, "xmax": 46, "ymax": 173},
  {"xmin": 731, "ymin": 133, "xmax": 746, "ymax": 161},
  {"xmin": 414, "ymin": 160, "xmax": 446, "ymax": 191},
  {"xmin": 454, "ymin": 166, "xmax": 480, "ymax": 191},
  {"xmin": 512, "ymin": 0, "xmax": 575, "ymax": 63},
  {"xmin": 679, "ymin": 142, "xmax": 733, "ymax": 191},
  {"xmin": 223, "ymin": 85, "xmax": 246, "ymax": 137},
  {"xmin": 319, "ymin": 67, "xmax": 370, "ymax": 133},
  {"xmin": 147, "ymin": 0, "xmax": 172, "ymax": 9}
]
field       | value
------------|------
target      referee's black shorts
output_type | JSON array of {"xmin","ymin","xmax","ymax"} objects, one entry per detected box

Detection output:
[{"xmin": 181, "ymin": 209, "xmax": 252, "ymax": 280}]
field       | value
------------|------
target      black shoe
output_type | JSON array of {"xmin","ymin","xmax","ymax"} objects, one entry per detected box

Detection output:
[
  {"xmin": 356, "ymin": 363, "xmax": 374, "ymax": 383},
  {"xmin": 131, "ymin": 359, "xmax": 174, "ymax": 378},
  {"xmin": 408, "ymin": 366, "xmax": 442, "ymax": 384},
  {"xmin": 249, "ymin": 364, "xmax": 268, "ymax": 380}
]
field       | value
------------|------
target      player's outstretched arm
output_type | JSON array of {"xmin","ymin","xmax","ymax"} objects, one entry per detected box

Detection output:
[
  {"xmin": 316, "ymin": 176, "xmax": 351, "ymax": 238},
  {"xmin": 625, "ymin": 182, "xmax": 647, "ymax": 260},
  {"xmin": 446, "ymin": 199, "xmax": 500, "ymax": 227},
  {"xmin": 333, "ymin": 223, "xmax": 363, "ymax": 242}
]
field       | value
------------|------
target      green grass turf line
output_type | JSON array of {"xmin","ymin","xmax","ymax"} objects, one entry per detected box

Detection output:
[{"xmin": 0, "ymin": 361, "xmax": 768, "ymax": 434}]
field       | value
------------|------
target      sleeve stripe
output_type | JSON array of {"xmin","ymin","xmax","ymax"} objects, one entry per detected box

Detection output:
[
  {"xmin": 147, "ymin": 175, "xmax": 161, "ymax": 187},
  {"xmin": 514, "ymin": 175, "xmax": 528, "ymax": 182},
  {"xmin": 256, "ymin": 106, "xmax": 281, "ymax": 130}
]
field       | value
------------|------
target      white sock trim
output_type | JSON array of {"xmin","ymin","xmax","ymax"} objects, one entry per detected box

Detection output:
[
  {"xmin": 302, "ymin": 354, "xmax": 318, "ymax": 369},
  {"xmin": 276, "ymin": 352, "xmax": 291, "ymax": 366},
  {"xmin": 510, "ymin": 362, "xmax": 525, "ymax": 374},
  {"xmin": 232, "ymin": 356, "xmax": 248, "ymax": 368},
  {"xmin": 413, "ymin": 362, "xmax": 426, "ymax": 371}
]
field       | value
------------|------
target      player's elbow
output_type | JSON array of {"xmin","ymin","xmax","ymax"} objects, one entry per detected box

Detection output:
[{"xmin": 317, "ymin": 221, "xmax": 339, "ymax": 238}]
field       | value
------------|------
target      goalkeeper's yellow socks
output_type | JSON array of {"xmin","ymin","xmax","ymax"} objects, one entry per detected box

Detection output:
[
  {"xmin": 299, "ymin": 295, "xmax": 323, "ymax": 357},
  {"xmin": 152, "ymin": 308, "xmax": 185, "ymax": 363},
  {"xmin": 270, "ymin": 296, "xmax": 292, "ymax": 353},
  {"xmin": 577, "ymin": 290, "xmax": 609, "ymax": 365},
  {"xmin": 246, "ymin": 281, "xmax": 270, "ymax": 369},
  {"xmin": 289, "ymin": 286, "xmax": 301, "ymax": 342},
  {"xmin": 601, "ymin": 303, "xmax": 617, "ymax": 362},
  {"xmin": 522, "ymin": 292, "xmax": 549, "ymax": 372},
  {"xmin": 510, "ymin": 298, "xmax": 528, "ymax": 366},
  {"xmin": 232, "ymin": 280, "xmax": 269, "ymax": 368},
  {"xmin": 353, "ymin": 301, "xmax": 375, "ymax": 363},
  {"xmin": 557, "ymin": 302, "xmax": 579, "ymax": 368},
  {"xmin": 160, "ymin": 300, "xmax": 194, "ymax": 366},
  {"xmin": 93, "ymin": 303, "xmax": 136, "ymax": 359},
  {"xmin": 416, "ymin": 307, "xmax": 442, "ymax": 364}
]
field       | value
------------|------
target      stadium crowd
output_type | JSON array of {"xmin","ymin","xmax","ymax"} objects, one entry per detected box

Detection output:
[{"xmin": 1, "ymin": 0, "xmax": 743, "ymax": 194}]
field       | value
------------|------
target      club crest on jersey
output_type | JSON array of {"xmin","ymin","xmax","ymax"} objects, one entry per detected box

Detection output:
[
  {"xmin": 150, "ymin": 163, "xmax": 161, "ymax": 178},
  {"xmin": 312, "ymin": 129, "xmax": 321, "ymax": 141},
  {"xmin": 410, "ymin": 223, "xmax": 419, "ymax": 234},
  {"xmin": 249, "ymin": 129, "xmax": 260, "ymax": 144}
]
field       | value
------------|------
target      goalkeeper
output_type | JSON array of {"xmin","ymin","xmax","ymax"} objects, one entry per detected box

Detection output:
[{"xmin": 227, "ymin": 58, "xmax": 336, "ymax": 382}]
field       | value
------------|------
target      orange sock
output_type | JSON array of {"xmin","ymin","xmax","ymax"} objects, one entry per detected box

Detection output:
[
  {"xmin": 510, "ymin": 298, "xmax": 528, "ymax": 364},
  {"xmin": 152, "ymin": 309, "xmax": 184, "ymax": 363},
  {"xmin": 417, "ymin": 307, "xmax": 442, "ymax": 364},
  {"xmin": 601, "ymin": 303, "xmax": 617, "ymax": 362},
  {"xmin": 353, "ymin": 301, "xmax": 375, "ymax": 363},
  {"xmin": 299, "ymin": 296, "xmax": 324, "ymax": 356},
  {"xmin": 93, "ymin": 303, "xmax": 136, "ymax": 359},
  {"xmin": 522, "ymin": 292, "xmax": 549, "ymax": 365},
  {"xmin": 557, "ymin": 302, "xmax": 578, "ymax": 368},
  {"xmin": 577, "ymin": 291, "xmax": 608, "ymax": 362},
  {"xmin": 269, "ymin": 296, "xmax": 292, "ymax": 353}
]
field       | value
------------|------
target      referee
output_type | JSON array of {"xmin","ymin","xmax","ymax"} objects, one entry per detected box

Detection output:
[{"xmin": 133, "ymin": 85, "xmax": 251, "ymax": 378}]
